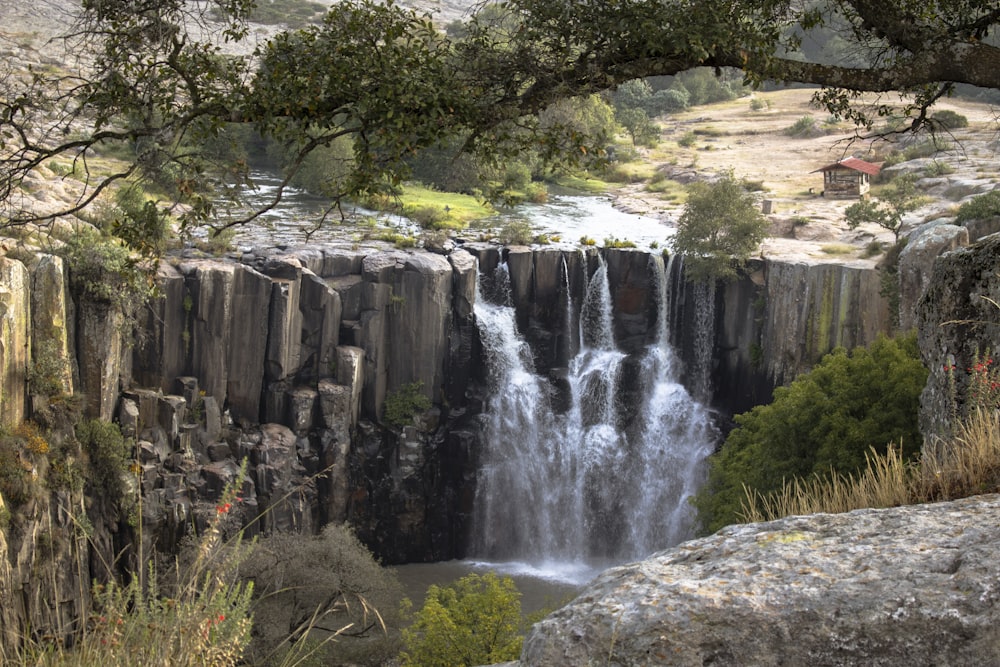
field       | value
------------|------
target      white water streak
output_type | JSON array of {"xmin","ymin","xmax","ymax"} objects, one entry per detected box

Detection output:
[{"xmin": 473, "ymin": 253, "xmax": 717, "ymax": 567}]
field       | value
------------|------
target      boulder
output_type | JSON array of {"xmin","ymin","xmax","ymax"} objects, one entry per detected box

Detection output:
[
  {"xmin": 962, "ymin": 214, "xmax": 1000, "ymax": 243},
  {"xmin": 523, "ymin": 495, "xmax": 1000, "ymax": 667}
]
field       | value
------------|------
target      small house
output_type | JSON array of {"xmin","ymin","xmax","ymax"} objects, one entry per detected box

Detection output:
[{"xmin": 812, "ymin": 157, "xmax": 881, "ymax": 198}]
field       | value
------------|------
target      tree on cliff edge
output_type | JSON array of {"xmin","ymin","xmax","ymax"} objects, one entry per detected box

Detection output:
[
  {"xmin": 672, "ymin": 173, "xmax": 769, "ymax": 282},
  {"xmin": 2, "ymin": 0, "xmax": 999, "ymax": 237}
]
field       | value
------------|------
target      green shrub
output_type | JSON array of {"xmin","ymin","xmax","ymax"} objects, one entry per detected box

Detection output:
[
  {"xmin": 75, "ymin": 419, "xmax": 132, "ymax": 502},
  {"xmin": 616, "ymin": 107, "xmax": 660, "ymax": 147},
  {"xmin": 861, "ymin": 240, "xmax": 884, "ymax": 258},
  {"xmin": 524, "ymin": 182, "xmax": 548, "ymax": 203},
  {"xmin": 57, "ymin": 231, "xmax": 156, "ymax": 338},
  {"xmin": 404, "ymin": 204, "xmax": 449, "ymax": 229},
  {"xmin": 902, "ymin": 138, "xmax": 950, "ymax": 161},
  {"xmin": 502, "ymin": 163, "xmax": 532, "ymax": 191},
  {"xmin": 0, "ymin": 424, "xmax": 47, "ymax": 506},
  {"xmin": 603, "ymin": 236, "xmax": 637, "ymax": 248},
  {"xmin": 383, "ymin": 382, "xmax": 432, "ymax": 429},
  {"xmin": 743, "ymin": 409, "xmax": 1000, "ymax": 525},
  {"xmin": 671, "ymin": 172, "xmax": 768, "ymax": 282},
  {"xmin": 28, "ymin": 334, "xmax": 70, "ymax": 398},
  {"xmin": 401, "ymin": 572, "xmax": 523, "ymax": 667},
  {"xmin": 196, "ymin": 226, "xmax": 236, "ymax": 256},
  {"xmin": 923, "ymin": 160, "xmax": 955, "ymax": 177},
  {"xmin": 647, "ymin": 88, "xmax": 690, "ymax": 115},
  {"xmin": 784, "ymin": 116, "xmax": 818, "ymax": 137},
  {"xmin": 108, "ymin": 185, "xmax": 170, "ymax": 258},
  {"xmin": 930, "ymin": 109, "xmax": 968, "ymax": 130},
  {"xmin": 20, "ymin": 473, "xmax": 255, "ymax": 666},
  {"xmin": 499, "ymin": 219, "xmax": 535, "ymax": 246},
  {"xmin": 677, "ymin": 131, "xmax": 697, "ymax": 148},
  {"xmin": 955, "ymin": 190, "xmax": 1000, "ymax": 223},
  {"xmin": 693, "ymin": 333, "xmax": 928, "ymax": 533}
]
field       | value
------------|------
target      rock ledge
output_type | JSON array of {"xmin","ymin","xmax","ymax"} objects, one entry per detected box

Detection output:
[{"xmin": 523, "ymin": 495, "xmax": 1000, "ymax": 666}]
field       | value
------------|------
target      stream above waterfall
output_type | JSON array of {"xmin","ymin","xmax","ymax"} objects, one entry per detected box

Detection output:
[{"xmin": 219, "ymin": 172, "xmax": 674, "ymax": 250}]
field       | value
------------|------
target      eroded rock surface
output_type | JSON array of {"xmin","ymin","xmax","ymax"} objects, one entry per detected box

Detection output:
[
  {"xmin": 523, "ymin": 495, "xmax": 1000, "ymax": 667},
  {"xmin": 917, "ymin": 233, "xmax": 1000, "ymax": 435}
]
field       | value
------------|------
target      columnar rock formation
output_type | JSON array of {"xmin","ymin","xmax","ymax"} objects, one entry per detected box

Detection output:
[
  {"xmin": 0, "ymin": 243, "xmax": 901, "ymax": 563},
  {"xmin": 7, "ymin": 235, "xmax": 977, "ymax": 648},
  {"xmin": 0, "ymin": 256, "xmax": 30, "ymax": 426}
]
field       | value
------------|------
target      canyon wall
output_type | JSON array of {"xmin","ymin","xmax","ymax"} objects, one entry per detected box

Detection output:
[
  {"xmin": 1, "ymin": 244, "xmax": 897, "ymax": 558},
  {"xmin": 0, "ymin": 240, "xmax": 902, "ymax": 645}
]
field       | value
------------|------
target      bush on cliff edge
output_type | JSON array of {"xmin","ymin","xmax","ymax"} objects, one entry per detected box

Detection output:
[{"xmin": 694, "ymin": 333, "xmax": 928, "ymax": 533}]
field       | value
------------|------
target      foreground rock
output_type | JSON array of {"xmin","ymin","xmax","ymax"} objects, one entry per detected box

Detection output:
[{"xmin": 522, "ymin": 495, "xmax": 1000, "ymax": 666}]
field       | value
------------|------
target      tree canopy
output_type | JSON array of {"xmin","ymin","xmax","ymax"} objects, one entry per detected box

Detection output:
[
  {"xmin": 844, "ymin": 174, "xmax": 923, "ymax": 243},
  {"xmin": 401, "ymin": 571, "xmax": 524, "ymax": 667},
  {"xmin": 2, "ymin": 0, "xmax": 999, "ymax": 234},
  {"xmin": 671, "ymin": 173, "xmax": 769, "ymax": 282}
]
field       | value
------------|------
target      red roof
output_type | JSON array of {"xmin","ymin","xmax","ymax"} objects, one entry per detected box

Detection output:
[{"xmin": 812, "ymin": 157, "xmax": 881, "ymax": 176}]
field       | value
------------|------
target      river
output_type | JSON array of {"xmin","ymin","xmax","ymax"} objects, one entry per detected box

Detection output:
[{"xmin": 218, "ymin": 172, "xmax": 674, "ymax": 251}]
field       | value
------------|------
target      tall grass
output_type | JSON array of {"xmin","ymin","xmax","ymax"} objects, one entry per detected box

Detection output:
[
  {"xmin": 9, "ymin": 463, "xmax": 364, "ymax": 667},
  {"xmin": 741, "ymin": 410, "xmax": 1000, "ymax": 523},
  {"xmin": 14, "ymin": 480, "xmax": 254, "ymax": 667}
]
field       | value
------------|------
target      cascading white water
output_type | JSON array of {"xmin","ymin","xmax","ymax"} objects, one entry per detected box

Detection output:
[{"xmin": 472, "ymin": 253, "xmax": 718, "ymax": 578}]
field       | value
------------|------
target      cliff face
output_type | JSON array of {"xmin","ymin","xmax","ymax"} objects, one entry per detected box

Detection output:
[
  {"xmin": 711, "ymin": 258, "xmax": 891, "ymax": 416},
  {"xmin": 916, "ymin": 234, "xmax": 1000, "ymax": 436},
  {"xmin": 1, "ymin": 244, "xmax": 898, "ymax": 555},
  {"xmin": 0, "ymin": 241, "xmax": 907, "ymax": 645}
]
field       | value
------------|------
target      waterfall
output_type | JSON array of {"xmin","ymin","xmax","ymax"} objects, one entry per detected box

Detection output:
[{"xmin": 472, "ymin": 252, "xmax": 718, "ymax": 576}]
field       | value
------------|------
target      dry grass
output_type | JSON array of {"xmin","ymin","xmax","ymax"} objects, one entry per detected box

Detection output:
[
  {"xmin": 918, "ymin": 409, "xmax": 1000, "ymax": 501},
  {"xmin": 740, "ymin": 410, "xmax": 1000, "ymax": 523}
]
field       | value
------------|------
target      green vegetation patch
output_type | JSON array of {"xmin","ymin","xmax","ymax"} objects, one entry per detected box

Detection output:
[
  {"xmin": 399, "ymin": 184, "xmax": 495, "ymax": 229},
  {"xmin": 549, "ymin": 173, "xmax": 610, "ymax": 193},
  {"xmin": 383, "ymin": 381, "xmax": 432, "ymax": 429},
  {"xmin": 401, "ymin": 572, "xmax": 524, "ymax": 667},
  {"xmin": 693, "ymin": 333, "xmax": 927, "ymax": 533},
  {"xmin": 819, "ymin": 243, "xmax": 856, "ymax": 255},
  {"xmin": 956, "ymin": 190, "xmax": 1000, "ymax": 223}
]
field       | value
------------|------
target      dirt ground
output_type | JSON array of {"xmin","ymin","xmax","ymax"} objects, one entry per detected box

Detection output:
[{"xmin": 612, "ymin": 88, "xmax": 1000, "ymax": 264}]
